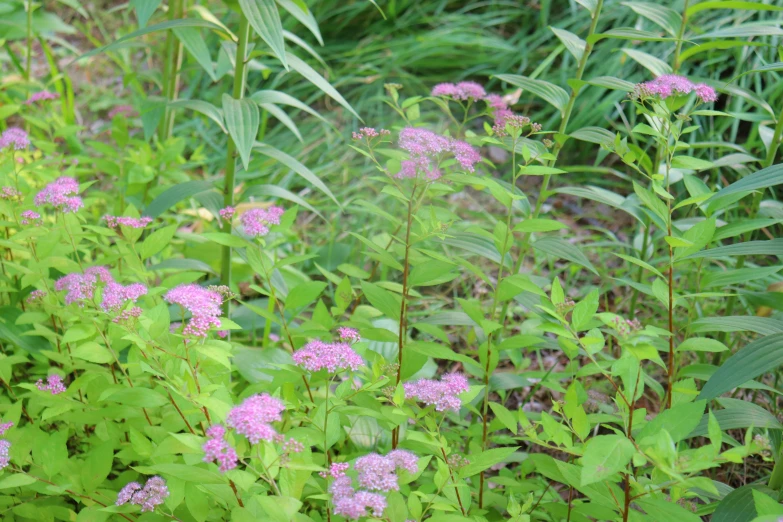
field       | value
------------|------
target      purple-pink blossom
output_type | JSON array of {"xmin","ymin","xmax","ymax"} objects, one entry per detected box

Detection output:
[
  {"xmin": 355, "ymin": 450, "xmax": 418, "ymax": 491},
  {"xmin": 34, "ymin": 177, "xmax": 83, "ymax": 213},
  {"xmin": 202, "ymin": 425, "xmax": 238, "ymax": 473},
  {"xmin": 113, "ymin": 306, "xmax": 143, "ymax": 323},
  {"xmin": 431, "ymin": 81, "xmax": 487, "ymax": 100},
  {"xmin": 292, "ymin": 340, "xmax": 364, "ymax": 373},
  {"xmin": 164, "ymin": 284, "xmax": 223, "ymax": 337},
  {"xmin": 0, "ymin": 187, "xmax": 21, "ymax": 200},
  {"xmin": 36, "ymin": 374, "xmax": 66, "ymax": 395},
  {"xmin": 331, "ymin": 475, "xmax": 387, "ymax": 520},
  {"xmin": 108, "ymin": 105, "xmax": 137, "ymax": 118},
  {"xmin": 0, "ymin": 421, "xmax": 13, "ymax": 436},
  {"xmin": 634, "ymin": 75, "xmax": 718, "ymax": 103},
  {"xmin": 337, "ymin": 327, "xmax": 360, "ymax": 344},
  {"xmin": 0, "ymin": 440, "xmax": 10, "ymax": 470},
  {"xmin": 101, "ymin": 282, "xmax": 148, "ymax": 312},
  {"xmin": 20, "ymin": 210, "xmax": 41, "ymax": 226},
  {"xmin": 55, "ymin": 266, "xmax": 113, "ymax": 306},
  {"xmin": 0, "ymin": 128, "xmax": 30, "ymax": 150},
  {"xmin": 397, "ymin": 127, "xmax": 481, "ymax": 179},
  {"xmin": 352, "ymin": 127, "xmax": 390, "ymax": 140},
  {"xmin": 320, "ymin": 462, "xmax": 350, "ymax": 479},
  {"xmin": 25, "ymin": 91, "xmax": 59, "ymax": 105},
  {"xmin": 240, "ymin": 206, "xmax": 284, "ymax": 237},
  {"xmin": 404, "ymin": 373, "xmax": 469, "ymax": 412},
  {"xmin": 219, "ymin": 206, "xmax": 235, "ymax": 222},
  {"xmin": 116, "ymin": 476, "xmax": 169, "ymax": 512},
  {"xmin": 105, "ymin": 215, "xmax": 153, "ymax": 229},
  {"xmin": 26, "ymin": 290, "xmax": 46, "ymax": 303},
  {"xmin": 226, "ymin": 394, "xmax": 285, "ymax": 444}
]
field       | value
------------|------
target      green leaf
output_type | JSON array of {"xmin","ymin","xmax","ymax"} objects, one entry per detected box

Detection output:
[
  {"xmin": 72, "ymin": 19, "xmax": 228, "ymax": 63},
  {"xmin": 685, "ymin": 239, "xmax": 783, "ymax": 259},
  {"xmin": 550, "ymin": 27, "xmax": 586, "ymax": 60},
  {"xmin": 238, "ymin": 0, "xmax": 287, "ymax": 68},
  {"xmin": 223, "ymin": 95, "xmax": 259, "ymax": 171},
  {"xmin": 691, "ymin": 316, "xmax": 783, "ymax": 335},
  {"xmin": 589, "ymin": 27, "xmax": 673, "ymax": 43},
  {"xmin": 710, "ymin": 163, "xmax": 783, "ymax": 200},
  {"xmin": 702, "ymin": 266, "xmax": 783, "ymax": 288},
  {"xmin": 569, "ymin": 126, "xmax": 616, "ymax": 146},
  {"xmin": 101, "ymin": 387, "xmax": 168, "ymax": 407},
  {"xmin": 711, "ymin": 486, "xmax": 757, "ymax": 522},
  {"xmin": 140, "ymin": 225, "xmax": 177, "ymax": 259},
  {"xmin": 676, "ymin": 337, "xmax": 728, "ymax": 353},
  {"xmin": 253, "ymin": 142, "xmax": 339, "ymax": 207},
  {"xmin": 285, "ymin": 52, "xmax": 360, "ymax": 120},
  {"xmin": 277, "ymin": 0, "xmax": 323, "ymax": 45},
  {"xmin": 0, "ymin": 474, "xmax": 37, "ymax": 490},
  {"xmin": 622, "ymin": 2, "xmax": 681, "ymax": 35},
  {"xmin": 698, "ymin": 333, "xmax": 783, "ymax": 401},
  {"xmin": 285, "ymin": 281, "xmax": 326, "ymax": 309},
  {"xmin": 621, "ymin": 48, "xmax": 672, "ymax": 76},
  {"xmin": 581, "ymin": 435, "xmax": 635, "ymax": 486},
  {"xmin": 571, "ymin": 290, "xmax": 599, "ymax": 331},
  {"xmin": 168, "ymin": 99, "xmax": 225, "ymax": 133},
  {"xmin": 131, "ymin": 0, "xmax": 161, "ymax": 28},
  {"xmin": 513, "ymin": 219, "xmax": 568, "ymax": 233},
  {"xmin": 173, "ymin": 27, "xmax": 217, "ymax": 81},
  {"xmin": 489, "ymin": 402, "xmax": 518, "ymax": 432},
  {"xmin": 81, "ymin": 441, "xmax": 114, "ymax": 493},
  {"xmin": 687, "ymin": 1, "xmax": 783, "ymax": 15},
  {"xmin": 409, "ymin": 261, "xmax": 456, "ymax": 287},
  {"xmin": 671, "ymin": 156, "xmax": 714, "ymax": 171},
  {"xmin": 249, "ymin": 89, "xmax": 328, "ymax": 124},
  {"xmin": 200, "ymin": 232, "xmax": 250, "ymax": 248},
  {"xmin": 459, "ymin": 447, "xmax": 518, "ymax": 478},
  {"xmin": 636, "ymin": 401, "xmax": 705, "ymax": 443},
  {"xmin": 532, "ymin": 237, "xmax": 598, "ymax": 275},
  {"xmin": 688, "ymin": 402, "xmax": 783, "ymax": 438},
  {"xmin": 144, "ymin": 180, "xmax": 215, "ymax": 218},
  {"xmin": 360, "ymin": 281, "xmax": 401, "ymax": 320},
  {"xmin": 495, "ymin": 74, "xmax": 569, "ymax": 115},
  {"xmin": 139, "ymin": 463, "xmax": 225, "ymax": 484}
]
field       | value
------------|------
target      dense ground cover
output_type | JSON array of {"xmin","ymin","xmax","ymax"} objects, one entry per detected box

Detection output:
[{"xmin": 0, "ymin": 0, "xmax": 782, "ymax": 520}]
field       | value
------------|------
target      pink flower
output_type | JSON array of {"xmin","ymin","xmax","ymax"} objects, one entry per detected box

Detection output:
[
  {"xmin": 634, "ymin": 75, "xmax": 719, "ymax": 103},
  {"xmin": 355, "ymin": 450, "xmax": 418, "ymax": 491},
  {"xmin": 292, "ymin": 340, "xmax": 364, "ymax": 373},
  {"xmin": 404, "ymin": 373, "xmax": 469, "ymax": 412},
  {"xmin": 217, "ymin": 330, "xmax": 228, "ymax": 338},
  {"xmin": 218, "ymin": 206, "xmax": 235, "ymax": 222},
  {"xmin": 116, "ymin": 476, "xmax": 169, "ymax": 512},
  {"xmin": 431, "ymin": 83, "xmax": 460, "ymax": 97},
  {"xmin": 25, "ymin": 91, "xmax": 59, "ymax": 105},
  {"xmin": 226, "ymin": 394, "xmax": 285, "ymax": 444},
  {"xmin": 108, "ymin": 105, "xmax": 136, "ymax": 118},
  {"xmin": 34, "ymin": 177, "xmax": 83, "ymax": 213},
  {"xmin": 484, "ymin": 94, "xmax": 508, "ymax": 110},
  {"xmin": 113, "ymin": 307, "xmax": 143, "ymax": 324},
  {"xmin": 26, "ymin": 290, "xmax": 46, "ymax": 303},
  {"xmin": 0, "ymin": 440, "xmax": 10, "ymax": 470},
  {"xmin": 36, "ymin": 374, "xmax": 66, "ymax": 395},
  {"xmin": 105, "ymin": 215, "xmax": 153, "ymax": 229},
  {"xmin": 331, "ymin": 475, "xmax": 387, "ymax": 520},
  {"xmin": 55, "ymin": 266, "xmax": 113, "ymax": 306},
  {"xmin": 101, "ymin": 282, "xmax": 148, "ymax": 312},
  {"xmin": 0, "ymin": 128, "xmax": 30, "ymax": 150},
  {"xmin": 320, "ymin": 462, "xmax": 350, "ymax": 479},
  {"xmin": 397, "ymin": 128, "xmax": 481, "ymax": 179},
  {"xmin": 240, "ymin": 206, "xmax": 284, "ymax": 237},
  {"xmin": 337, "ymin": 327, "xmax": 360, "ymax": 344},
  {"xmin": 0, "ymin": 187, "xmax": 21, "ymax": 200},
  {"xmin": 0, "ymin": 421, "xmax": 13, "ymax": 436},
  {"xmin": 351, "ymin": 127, "xmax": 390, "ymax": 140},
  {"xmin": 20, "ymin": 210, "xmax": 41, "ymax": 225},
  {"xmin": 431, "ymin": 82, "xmax": 486, "ymax": 100},
  {"xmin": 164, "ymin": 284, "xmax": 223, "ymax": 337},
  {"xmin": 202, "ymin": 425, "xmax": 238, "ymax": 473}
]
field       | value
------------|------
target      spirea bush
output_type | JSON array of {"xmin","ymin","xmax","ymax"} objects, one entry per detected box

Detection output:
[{"xmin": 1, "ymin": 0, "xmax": 783, "ymax": 521}]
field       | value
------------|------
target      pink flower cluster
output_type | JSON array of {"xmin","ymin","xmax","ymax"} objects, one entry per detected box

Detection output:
[
  {"xmin": 292, "ymin": 340, "xmax": 364, "ymax": 373},
  {"xmin": 404, "ymin": 373, "xmax": 469, "ymax": 412},
  {"xmin": 20, "ymin": 210, "xmax": 41, "ymax": 225},
  {"xmin": 116, "ymin": 476, "xmax": 169, "ymax": 512},
  {"xmin": 36, "ymin": 374, "xmax": 66, "ymax": 395},
  {"xmin": 56, "ymin": 266, "xmax": 147, "ymax": 312},
  {"xmin": 164, "ymin": 284, "xmax": 223, "ymax": 337},
  {"xmin": 355, "ymin": 450, "xmax": 418, "ymax": 491},
  {"xmin": 202, "ymin": 425, "xmax": 238, "ymax": 472},
  {"xmin": 0, "ymin": 187, "xmax": 21, "ymax": 200},
  {"xmin": 240, "ymin": 206, "xmax": 284, "ymax": 237},
  {"xmin": 219, "ymin": 206, "xmax": 235, "ymax": 222},
  {"xmin": 337, "ymin": 326, "xmax": 360, "ymax": 344},
  {"xmin": 108, "ymin": 105, "xmax": 136, "ymax": 118},
  {"xmin": 113, "ymin": 307, "xmax": 143, "ymax": 324},
  {"xmin": 352, "ymin": 127, "xmax": 390, "ymax": 140},
  {"xmin": 226, "ymin": 394, "xmax": 285, "ymax": 444},
  {"xmin": 0, "ymin": 420, "xmax": 11, "ymax": 469},
  {"xmin": 431, "ymin": 81, "xmax": 487, "ymax": 100},
  {"xmin": 34, "ymin": 177, "xmax": 83, "ymax": 213},
  {"xmin": 105, "ymin": 215, "xmax": 153, "ymax": 229},
  {"xmin": 633, "ymin": 75, "xmax": 718, "ymax": 103},
  {"xmin": 0, "ymin": 128, "xmax": 30, "ymax": 150},
  {"xmin": 327, "ymin": 451, "xmax": 417, "ymax": 520},
  {"xmin": 26, "ymin": 289, "xmax": 46, "ymax": 303},
  {"xmin": 25, "ymin": 91, "xmax": 59, "ymax": 105},
  {"xmin": 397, "ymin": 127, "xmax": 481, "ymax": 180}
]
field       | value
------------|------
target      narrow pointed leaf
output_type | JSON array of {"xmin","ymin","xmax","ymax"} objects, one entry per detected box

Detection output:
[
  {"xmin": 173, "ymin": 27, "xmax": 217, "ymax": 81},
  {"xmin": 532, "ymin": 237, "xmax": 598, "ymax": 275},
  {"xmin": 285, "ymin": 52, "xmax": 360, "ymax": 120},
  {"xmin": 238, "ymin": 0, "xmax": 288, "ymax": 68},
  {"xmin": 223, "ymin": 95, "xmax": 259, "ymax": 171},
  {"xmin": 277, "ymin": 0, "xmax": 323, "ymax": 45},
  {"xmin": 495, "ymin": 74, "xmax": 569, "ymax": 115},
  {"xmin": 131, "ymin": 0, "xmax": 161, "ymax": 28},
  {"xmin": 168, "ymin": 99, "xmax": 226, "ymax": 133},
  {"xmin": 253, "ymin": 142, "xmax": 339, "ymax": 207}
]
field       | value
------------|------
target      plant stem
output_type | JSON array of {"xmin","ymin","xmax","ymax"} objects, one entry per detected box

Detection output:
[
  {"xmin": 25, "ymin": 0, "xmax": 32, "ymax": 81},
  {"xmin": 220, "ymin": 14, "xmax": 250, "ymax": 315},
  {"xmin": 161, "ymin": 0, "xmax": 185, "ymax": 139},
  {"xmin": 392, "ymin": 185, "xmax": 417, "ymax": 449},
  {"xmin": 672, "ymin": 0, "xmax": 690, "ymax": 73}
]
